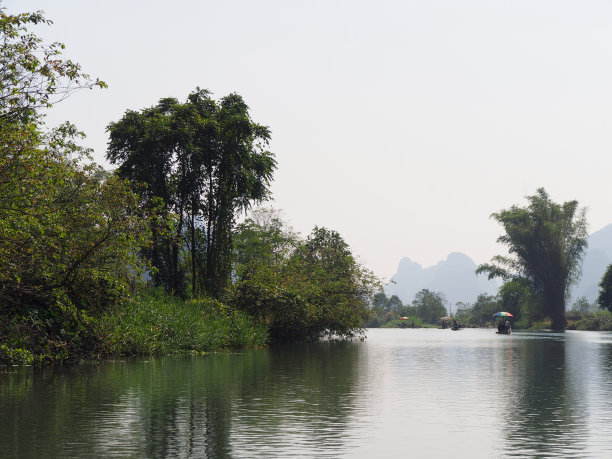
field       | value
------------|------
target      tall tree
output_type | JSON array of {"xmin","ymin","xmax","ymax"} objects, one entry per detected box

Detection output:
[
  {"xmin": 106, "ymin": 97, "xmax": 184, "ymax": 292},
  {"xmin": 107, "ymin": 89, "xmax": 276, "ymax": 297},
  {"xmin": 412, "ymin": 289, "xmax": 447, "ymax": 324},
  {"xmin": 598, "ymin": 264, "xmax": 612, "ymax": 312},
  {"xmin": 477, "ymin": 188, "xmax": 588, "ymax": 330}
]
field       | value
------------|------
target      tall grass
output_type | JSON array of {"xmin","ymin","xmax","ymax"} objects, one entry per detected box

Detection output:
[
  {"xmin": 574, "ymin": 310, "xmax": 612, "ymax": 331},
  {"xmin": 101, "ymin": 288, "xmax": 268, "ymax": 355}
]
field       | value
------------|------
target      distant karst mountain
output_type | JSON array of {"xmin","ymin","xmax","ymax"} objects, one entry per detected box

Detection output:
[
  {"xmin": 384, "ymin": 252, "xmax": 500, "ymax": 308},
  {"xmin": 384, "ymin": 224, "xmax": 612, "ymax": 308},
  {"xmin": 570, "ymin": 223, "xmax": 612, "ymax": 303}
]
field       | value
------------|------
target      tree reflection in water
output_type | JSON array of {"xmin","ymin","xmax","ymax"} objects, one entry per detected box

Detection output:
[
  {"xmin": 4, "ymin": 331, "xmax": 612, "ymax": 457},
  {"xmin": 0, "ymin": 342, "xmax": 362, "ymax": 458},
  {"xmin": 502, "ymin": 333, "xmax": 589, "ymax": 458}
]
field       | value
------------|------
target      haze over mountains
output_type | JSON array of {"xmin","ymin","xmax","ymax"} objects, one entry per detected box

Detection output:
[{"xmin": 384, "ymin": 224, "xmax": 612, "ymax": 308}]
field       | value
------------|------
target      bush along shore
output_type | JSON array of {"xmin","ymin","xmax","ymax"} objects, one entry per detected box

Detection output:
[
  {"xmin": 0, "ymin": 288, "xmax": 268, "ymax": 365},
  {"xmin": 101, "ymin": 288, "xmax": 269, "ymax": 356}
]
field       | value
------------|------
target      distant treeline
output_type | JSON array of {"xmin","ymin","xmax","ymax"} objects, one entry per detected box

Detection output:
[{"xmin": 367, "ymin": 288, "xmax": 612, "ymax": 331}]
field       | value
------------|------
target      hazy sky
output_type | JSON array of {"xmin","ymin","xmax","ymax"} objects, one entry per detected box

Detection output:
[{"xmin": 7, "ymin": 0, "xmax": 612, "ymax": 280}]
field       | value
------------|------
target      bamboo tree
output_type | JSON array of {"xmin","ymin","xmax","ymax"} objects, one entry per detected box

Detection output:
[
  {"xmin": 477, "ymin": 188, "xmax": 588, "ymax": 330},
  {"xmin": 107, "ymin": 89, "xmax": 276, "ymax": 297}
]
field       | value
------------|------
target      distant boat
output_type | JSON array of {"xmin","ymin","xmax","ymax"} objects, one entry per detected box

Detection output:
[{"xmin": 493, "ymin": 312, "xmax": 513, "ymax": 335}]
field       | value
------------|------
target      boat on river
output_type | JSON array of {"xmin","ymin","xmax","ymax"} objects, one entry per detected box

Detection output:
[{"xmin": 493, "ymin": 312, "xmax": 513, "ymax": 335}]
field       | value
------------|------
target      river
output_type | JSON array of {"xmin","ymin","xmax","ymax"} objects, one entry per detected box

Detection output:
[{"xmin": 2, "ymin": 328, "xmax": 612, "ymax": 458}]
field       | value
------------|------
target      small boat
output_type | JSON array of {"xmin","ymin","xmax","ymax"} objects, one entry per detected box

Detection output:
[
  {"xmin": 493, "ymin": 312, "xmax": 513, "ymax": 335},
  {"xmin": 496, "ymin": 324, "xmax": 512, "ymax": 334}
]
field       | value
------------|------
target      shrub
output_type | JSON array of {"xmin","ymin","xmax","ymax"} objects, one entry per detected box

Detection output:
[
  {"xmin": 100, "ymin": 288, "xmax": 268, "ymax": 355},
  {"xmin": 574, "ymin": 311, "xmax": 612, "ymax": 331}
]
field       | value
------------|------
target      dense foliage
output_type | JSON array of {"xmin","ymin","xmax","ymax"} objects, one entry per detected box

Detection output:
[
  {"xmin": 410, "ymin": 289, "xmax": 447, "ymax": 324},
  {"xmin": 101, "ymin": 288, "xmax": 267, "ymax": 355},
  {"xmin": 365, "ymin": 291, "xmax": 408, "ymax": 327},
  {"xmin": 573, "ymin": 310, "xmax": 612, "ymax": 331},
  {"xmin": 477, "ymin": 188, "xmax": 588, "ymax": 330},
  {"xmin": 0, "ymin": 4, "xmax": 152, "ymax": 363},
  {"xmin": 365, "ymin": 289, "xmax": 453, "ymax": 327},
  {"xmin": 453, "ymin": 294, "xmax": 497, "ymax": 326},
  {"xmin": 598, "ymin": 264, "xmax": 612, "ymax": 312},
  {"xmin": 0, "ymin": 3, "xmax": 385, "ymax": 364},
  {"xmin": 227, "ymin": 213, "xmax": 378, "ymax": 342},
  {"xmin": 107, "ymin": 90, "xmax": 276, "ymax": 298}
]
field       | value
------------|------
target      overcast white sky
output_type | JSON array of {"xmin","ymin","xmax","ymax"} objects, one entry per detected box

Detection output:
[{"xmin": 6, "ymin": 0, "xmax": 612, "ymax": 280}]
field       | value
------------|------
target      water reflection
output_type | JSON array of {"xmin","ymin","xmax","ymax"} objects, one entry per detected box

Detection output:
[
  {"xmin": 3, "ymin": 330, "xmax": 612, "ymax": 457},
  {"xmin": 501, "ymin": 333, "xmax": 587, "ymax": 457}
]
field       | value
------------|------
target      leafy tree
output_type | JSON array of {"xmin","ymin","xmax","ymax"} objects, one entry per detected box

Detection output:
[
  {"xmin": 0, "ymin": 122, "xmax": 149, "ymax": 355},
  {"xmin": 571, "ymin": 296, "xmax": 594, "ymax": 313},
  {"xmin": 388, "ymin": 295, "xmax": 403, "ymax": 310},
  {"xmin": 370, "ymin": 291, "xmax": 402, "ymax": 312},
  {"xmin": 454, "ymin": 302, "xmax": 471, "ymax": 322},
  {"xmin": 0, "ymin": 4, "xmax": 106, "ymax": 123},
  {"xmin": 107, "ymin": 89, "xmax": 276, "ymax": 297},
  {"xmin": 228, "ymin": 225, "xmax": 378, "ymax": 342},
  {"xmin": 366, "ymin": 290, "xmax": 414, "ymax": 327},
  {"xmin": 497, "ymin": 278, "xmax": 532, "ymax": 319},
  {"xmin": 396, "ymin": 303, "xmax": 417, "ymax": 319},
  {"xmin": 0, "ymin": 3, "xmax": 146, "ymax": 363},
  {"xmin": 598, "ymin": 264, "xmax": 612, "ymax": 312},
  {"xmin": 477, "ymin": 188, "xmax": 588, "ymax": 330},
  {"xmin": 232, "ymin": 207, "xmax": 297, "ymax": 280},
  {"xmin": 371, "ymin": 291, "xmax": 389, "ymax": 309},
  {"xmin": 471, "ymin": 294, "xmax": 500, "ymax": 325},
  {"xmin": 412, "ymin": 289, "xmax": 447, "ymax": 324}
]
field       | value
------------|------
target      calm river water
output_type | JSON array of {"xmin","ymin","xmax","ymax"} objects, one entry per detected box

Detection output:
[{"xmin": 2, "ymin": 328, "xmax": 612, "ymax": 458}]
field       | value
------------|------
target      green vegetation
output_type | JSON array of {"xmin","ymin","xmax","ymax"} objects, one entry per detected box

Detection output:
[
  {"xmin": 0, "ymin": 5, "xmax": 149, "ymax": 364},
  {"xmin": 477, "ymin": 188, "xmax": 588, "ymax": 330},
  {"xmin": 366, "ymin": 289, "xmax": 448, "ymax": 328},
  {"xmin": 572, "ymin": 310, "xmax": 612, "ymax": 331},
  {"xmin": 101, "ymin": 288, "xmax": 267, "ymax": 355},
  {"xmin": 106, "ymin": 89, "xmax": 276, "ymax": 298},
  {"xmin": 0, "ymin": 4, "xmax": 378, "ymax": 364},
  {"xmin": 227, "ymin": 211, "xmax": 378, "ymax": 342},
  {"xmin": 454, "ymin": 294, "xmax": 500, "ymax": 327},
  {"xmin": 3, "ymin": 4, "xmax": 610, "ymax": 366},
  {"xmin": 0, "ymin": 6, "xmax": 106, "ymax": 124},
  {"xmin": 598, "ymin": 264, "xmax": 612, "ymax": 312},
  {"xmin": 379, "ymin": 318, "xmax": 428, "ymax": 328}
]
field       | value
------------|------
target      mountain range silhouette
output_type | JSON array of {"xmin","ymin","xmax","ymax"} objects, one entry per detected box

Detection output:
[{"xmin": 384, "ymin": 224, "xmax": 612, "ymax": 308}]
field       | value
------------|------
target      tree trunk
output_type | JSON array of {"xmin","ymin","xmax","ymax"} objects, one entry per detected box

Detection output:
[{"xmin": 549, "ymin": 291, "xmax": 567, "ymax": 331}]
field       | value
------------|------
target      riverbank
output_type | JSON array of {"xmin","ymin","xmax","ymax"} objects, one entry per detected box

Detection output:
[
  {"xmin": 0, "ymin": 288, "xmax": 268, "ymax": 365},
  {"xmin": 570, "ymin": 310, "xmax": 612, "ymax": 331},
  {"xmin": 101, "ymin": 289, "xmax": 268, "ymax": 355}
]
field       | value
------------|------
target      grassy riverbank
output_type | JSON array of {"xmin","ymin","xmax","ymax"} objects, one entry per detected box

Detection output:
[
  {"xmin": 0, "ymin": 288, "xmax": 268, "ymax": 365},
  {"xmin": 570, "ymin": 310, "xmax": 612, "ymax": 331},
  {"xmin": 101, "ymin": 289, "xmax": 268, "ymax": 355}
]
